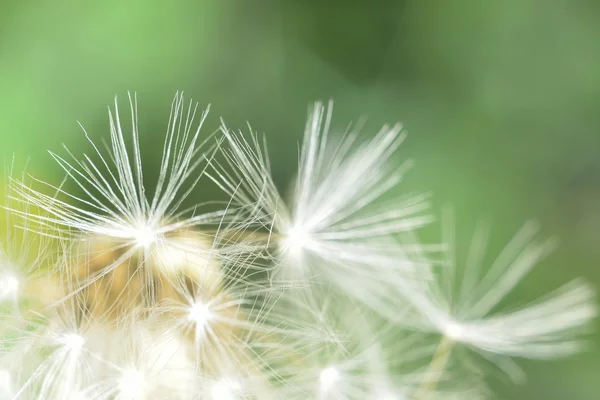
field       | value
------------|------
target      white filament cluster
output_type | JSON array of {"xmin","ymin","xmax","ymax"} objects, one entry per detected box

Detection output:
[{"xmin": 0, "ymin": 94, "xmax": 595, "ymax": 399}]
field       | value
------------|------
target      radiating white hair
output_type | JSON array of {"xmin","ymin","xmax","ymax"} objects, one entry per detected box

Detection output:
[{"xmin": 0, "ymin": 94, "xmax": 595, "ymax": 399}]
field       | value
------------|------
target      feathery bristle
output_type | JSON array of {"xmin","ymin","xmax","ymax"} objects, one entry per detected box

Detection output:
[{"xmin": 0, "ymin": 94, "xmax": 595, "ymax": 399}]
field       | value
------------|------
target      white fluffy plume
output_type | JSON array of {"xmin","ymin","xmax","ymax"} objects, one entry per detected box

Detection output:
[
  {"xmin": 210, "ymin": 102, "xmax": 431, "ymax": 294},
  {"xmin": 388, "ymin": 213, "xmax": 597, "ymax": 383},
  {"xmin": 0, "ymin": 94, "xmax": 595, "ymax": 399},
  {"xmin": 10, "ymin": 92, "xmax": 224, "ymax": 247}
]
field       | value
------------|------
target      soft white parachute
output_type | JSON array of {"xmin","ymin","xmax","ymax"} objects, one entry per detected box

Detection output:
[{"xmin": 0, "ymin": 94, "xmax": 595, "ymax": 399}]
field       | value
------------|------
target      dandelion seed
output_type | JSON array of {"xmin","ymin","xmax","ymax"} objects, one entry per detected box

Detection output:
[
  {"xmin": 0, "ymin": 163, "xmax": 55, "ymax": 312},
  {"xmin": 157, "ymin": 261, "xmax": 281, "ymax": 381},
  {"xmin": 211, "ymin": 101, "xmax": 430, "ymax": 294},
  {"xmin": 267, "ymin": 289, "xmax": 394, "ymax": 400},
  {"xmin": 10, "ymin": 92, "xmax": 226, "ymax": 305},
  {"xmin": 82, "ymin": 321, "xmax": 196, "ymax": 400},
  {"xmin": 395, "ymin": 214, "xmax": 597, "ymax": 383},
  {"xmin": 7, "ymin": 285, "xmax": 97, "ymax": 400}
]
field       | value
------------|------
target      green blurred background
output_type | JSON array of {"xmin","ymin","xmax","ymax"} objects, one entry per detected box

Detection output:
[{"xmin": 1, "ymin": 0, "xmax": 599, "ymax": 398}]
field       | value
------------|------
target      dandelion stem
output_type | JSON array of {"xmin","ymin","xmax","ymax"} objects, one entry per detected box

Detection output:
[{"xmin": 414, "ymin": 335, "xmax": 454, "ymax": 400}]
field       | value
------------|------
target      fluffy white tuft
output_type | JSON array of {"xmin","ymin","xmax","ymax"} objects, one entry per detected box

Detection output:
[{"xmin": 0, "ymin": 95, "xmax": 595, "ymax": 400}]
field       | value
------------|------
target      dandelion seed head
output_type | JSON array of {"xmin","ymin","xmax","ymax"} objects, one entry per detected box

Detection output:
[{"xmin": 3, "ymin": 95, "xmax": 596, "ymax": 400}]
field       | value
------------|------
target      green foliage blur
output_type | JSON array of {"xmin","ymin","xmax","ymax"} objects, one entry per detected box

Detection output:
[{"xmin": 1, "ymin": 1, "xmax": 599, "ymax": 398}]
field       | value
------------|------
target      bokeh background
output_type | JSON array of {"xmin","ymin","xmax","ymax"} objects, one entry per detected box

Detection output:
[{"xmin": 1, "ymin": 0, "xmax": 599, "ymax": 398}]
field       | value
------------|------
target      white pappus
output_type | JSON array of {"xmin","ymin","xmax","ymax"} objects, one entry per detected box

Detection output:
[
  {"xmin": 0, "ymin": 94, "xmax": 596, "ymax": 400},
  {"xmin": 209, "ymin": 101, "xmax": 431, "ymax": 295}
]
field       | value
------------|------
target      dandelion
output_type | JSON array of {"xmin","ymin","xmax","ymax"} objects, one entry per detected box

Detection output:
[
  {"xmin": 6, "ymin": 287, "xmax": 96, "ymax": 399},
  {"xmin": 265, "ymin": 289, "xmax": 390, "ymax": 399},
  {"xmin": 266, "ymin": 287, "xmax": 488, "ymax": 400},
  {"xmin": 10, "ymin": 92, "xmax": 227, "ymax": 305},
  {"xmin": 395, "ymin": 212, "xmax": 597, "ymax": 390},
  {"xmin": 210, "ymin": 101, "xmax": 431, "ymax": 294},
  {"xmin": 159, "ymin": 281, "xmax": 282, "ymax": 398},
  {"xmin": 0, "ymin": 165, "xmax": 55, "ymax": 313},
  {"xmin": 1, "ymin": 94, "xmax": 596, "ymax": 399}
]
